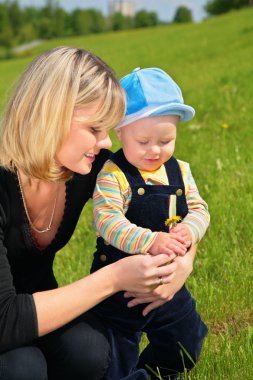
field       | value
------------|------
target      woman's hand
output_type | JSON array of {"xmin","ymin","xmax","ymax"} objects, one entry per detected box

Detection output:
[
  {"xmin": 123, "ymin": 245, "xmax": 197, "ymax": 316},
  {"xmin": 112, "ymin": 253, "xmax": 178, "ymax": 294}
]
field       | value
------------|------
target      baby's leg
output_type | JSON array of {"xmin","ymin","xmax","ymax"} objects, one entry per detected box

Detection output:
[{"xmin": 139, "ymin": 285, "xmax": 208, "ymax": 379}]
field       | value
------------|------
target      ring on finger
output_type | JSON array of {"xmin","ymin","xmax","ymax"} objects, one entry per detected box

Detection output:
[{"xmin": 158, "ymin": 276, "xmax": 164, "ymax": 286}]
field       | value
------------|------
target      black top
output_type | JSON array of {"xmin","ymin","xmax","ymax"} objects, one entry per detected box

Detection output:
[{"xmin": 0, "ymin": 149, "xmax": 110, "ymax": 353}]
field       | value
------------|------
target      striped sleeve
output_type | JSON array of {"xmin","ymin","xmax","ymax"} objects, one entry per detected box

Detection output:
[
  {"xmin": 179, "ymin": 161, "xmax": 210, "ymax": 245},
  {"xmin": 92, "ymin": 160, "xmax": 158, "ymax": 254}
]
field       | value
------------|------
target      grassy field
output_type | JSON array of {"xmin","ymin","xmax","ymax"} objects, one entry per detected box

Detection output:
[{"xmin": 1, "ymin": 7, "xmax": 253, "ymax": 379}]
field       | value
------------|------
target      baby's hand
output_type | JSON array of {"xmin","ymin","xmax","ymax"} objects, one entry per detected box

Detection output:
[
  {"xmin": 149, "ymin": 231, "xmax": 187, "ymax": 257},
  {"xmin": 170, "ymin": 223, "xmax": 192, "ymax": 248}
]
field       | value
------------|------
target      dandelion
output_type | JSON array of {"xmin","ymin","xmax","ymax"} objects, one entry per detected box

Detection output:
[
  {"xmin": 221, "ymin": 123, "xmax": 229, "ymax": 129},
  {"xmin": 165, "ymin": 216, "xmax": 182, "ymax": 228}
]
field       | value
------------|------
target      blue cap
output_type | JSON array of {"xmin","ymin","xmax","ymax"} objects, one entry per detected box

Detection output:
[{"xmin": 118, "ymin": 67, "xmax": 195, "ymax": 128}]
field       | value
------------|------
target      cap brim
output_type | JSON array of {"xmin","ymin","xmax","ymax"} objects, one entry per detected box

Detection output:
[{"xmin": 117, "ymin": 103, "xmax": 195, "ymax": 128}]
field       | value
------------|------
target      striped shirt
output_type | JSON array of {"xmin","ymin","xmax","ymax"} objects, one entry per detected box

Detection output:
[{"xmin": 93, "ymin": 159, "xmax": 210, "ymax": 254}]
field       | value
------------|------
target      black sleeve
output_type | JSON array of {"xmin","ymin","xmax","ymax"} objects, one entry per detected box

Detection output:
[{"xmin": 0, "ymin": 201, "xmax": 38, "ymax": 353}]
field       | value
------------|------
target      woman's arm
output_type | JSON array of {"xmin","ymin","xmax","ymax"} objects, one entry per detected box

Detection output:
[
  {"xmin": 33, "ymin": 252, "xmax": 175, "ymax": 336},
  {"xmin": 124, "ymin": 244, "xmax": 197, "ymax": 316}
]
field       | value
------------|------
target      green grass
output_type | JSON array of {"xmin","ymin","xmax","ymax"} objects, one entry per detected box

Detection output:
[{"xmin": 1, "ymin": 7, "xmax": 253, "ymax": 379}]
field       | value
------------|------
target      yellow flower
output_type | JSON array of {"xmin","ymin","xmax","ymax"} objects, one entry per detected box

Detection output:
[
  {"xmin": 165, "ymin": 216, "xmax": 182, "ymax": 228},
  {"xmin": 221, "ymin": 123, "xmax": 229, "ymax": 129}
]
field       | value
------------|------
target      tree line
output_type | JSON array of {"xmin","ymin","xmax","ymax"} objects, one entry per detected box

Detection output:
[
  {"xmin": 205, "ymin": 0, "xmax": 253, "ymax": 15},
  {"xmin": 0, "ymin": 0, "xmax": 252, "ymax": 54},
  {"xmin": 0, "ymin": 0, "xmax": 196, "ymax": 52}
]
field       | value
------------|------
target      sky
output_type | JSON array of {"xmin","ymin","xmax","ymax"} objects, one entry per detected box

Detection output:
[{"xmin": 15, "ymin": 0, "xmax": 208, "ymax": 22}]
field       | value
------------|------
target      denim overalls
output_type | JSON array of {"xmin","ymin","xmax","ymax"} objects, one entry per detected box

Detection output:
[{"xmin": 91, "ymin": 149, "xmax": 208, "ymax": 380}]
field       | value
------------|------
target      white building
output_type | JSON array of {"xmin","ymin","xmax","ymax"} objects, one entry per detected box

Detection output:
[{"xmin": 109, "ymin": 0, "xmax": 135, "ymax": 17}]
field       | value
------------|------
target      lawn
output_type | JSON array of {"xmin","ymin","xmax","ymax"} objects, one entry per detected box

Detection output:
[{"xmin": 0, "ymin": 7, "xmax": 253, "ymax": 378}]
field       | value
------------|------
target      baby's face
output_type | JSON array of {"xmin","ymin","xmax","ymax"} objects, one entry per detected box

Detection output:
[{"xmin": 115, "ymin": 115, "xmax": 179, "ymax": 172}]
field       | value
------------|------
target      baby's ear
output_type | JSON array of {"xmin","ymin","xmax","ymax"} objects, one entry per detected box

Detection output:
[{"xmin": 114, "ymin": 127, "xmax": 122, "ymax": 140}]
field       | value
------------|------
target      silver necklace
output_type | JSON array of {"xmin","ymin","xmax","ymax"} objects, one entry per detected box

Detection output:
[{"xmin": 17, "ymin": 169, "xmax": 57, "ymax": 234}]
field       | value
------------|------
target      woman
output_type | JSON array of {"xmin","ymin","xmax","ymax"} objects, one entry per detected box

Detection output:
[{"xmin": 0, "ymin": 46, "xmax": 196, "ymax": 380}]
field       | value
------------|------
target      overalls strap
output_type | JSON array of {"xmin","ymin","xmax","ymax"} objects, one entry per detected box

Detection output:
[
  {"xmin": 164, "ymin": 156, "xmax": 185, "ymax": 188},
  {"xmin": 112, "ymin": 149, "xmax": 146, "ymax": 186}
]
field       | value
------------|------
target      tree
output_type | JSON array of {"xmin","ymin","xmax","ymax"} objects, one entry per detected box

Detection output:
[
  {"xmin": 59, "ymin": 10, "xmax": 72, "ymax": 36},
  {"xmin": 134, "ymin": 10, "xmax": 159, "ymax": 28},
  {"xmin": 110, "ymin": 12, "xmax": 133, "ymax": 31},
  {"xmin": 52, "ymin": 7, "xmax": 69, "ymax": 37},
  {"xmin": 22, "ymin": 6, "xmax": 40, "ymax": 41},
  {"xmin": 38, "ymin": 16, "xmax": 55, "ymax": 38},
  {"xmin": 85, "ymin": 9, "xmax": 106, "ymax": 33},
  {"xmin": 71, "ymin": 9, "xmax": 92, "ymax": 35},
  {"xmin": 18, "ymin": 23, "xmax": 38, "ymax": 43},
  {"xmin": 173, "ymin": 6, "xmax": 193, "ymax": 23},
  {"xmin": 23, "ymin": 6, "xmax": 40, "ymax": 24},
  {"xmin": 38, "ymin": 0, "xmax": 68, "ymax": 38},
  {"xmin": 0, "ymin": 3, "xmax": 13, "ymax": 48},
  {"xmin": 6, "ymin": 0, "xmax": 24, "ymax": 38},
  {"xmin": 205, "ymin": 0, "xmax": 250, "ymax": 15},
  {"xmin": 40, "ymin": 0, "xmax": 58, "ymax": 18},
  {"xmin": 149, "ymin": 12, "xmax": 159, "ymax": 26}
]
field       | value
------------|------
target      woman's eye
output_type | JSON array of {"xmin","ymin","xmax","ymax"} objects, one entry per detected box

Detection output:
[
  {"xmin": 91, "ymin": 127, "xmax": 101, "ymax": 134},
  {"xmin": 161, "ymin": 141, "xmax": 170, "ymax": 145}
]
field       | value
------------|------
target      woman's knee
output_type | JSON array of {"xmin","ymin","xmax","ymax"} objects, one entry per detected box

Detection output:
[
  {"xmin": 0, "ymin": 346, "xmax": 47, "ymax": 380},
  {"xmin": 45, "ymin": 314, "xmax": 111, "ymax": 380},
  {"xmin": 59, "ymin": 325, "xmax": 110, "ymax": 377}
]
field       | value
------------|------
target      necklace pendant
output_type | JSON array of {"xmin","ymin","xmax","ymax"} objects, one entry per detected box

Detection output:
[
  {"xmin": 16, "ymin": 169, "xmax": 58, "ymax": 234},
  {"xmin": 32, "ymin": 225, "xmax": 51, "ymax": 234}
]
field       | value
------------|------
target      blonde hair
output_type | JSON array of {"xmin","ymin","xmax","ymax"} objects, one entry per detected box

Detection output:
[{"xmin": 0, "ymin": 46, "xmax": 125, "ymax": 181}]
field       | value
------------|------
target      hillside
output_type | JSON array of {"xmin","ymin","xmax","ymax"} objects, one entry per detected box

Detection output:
[{"xmin": 0, "ymin": 8, "xmax": 253, "ymax": 379}]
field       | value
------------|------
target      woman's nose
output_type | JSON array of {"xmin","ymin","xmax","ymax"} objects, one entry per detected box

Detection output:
[{"xmin": 97, "ymin": 134, "xmax": 112, "ymax": 149}]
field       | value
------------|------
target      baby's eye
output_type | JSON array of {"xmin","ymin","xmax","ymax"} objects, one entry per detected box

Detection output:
[
  {"xmin": 138, "ymin": 141, "xmax": 148, "ymax": 145},
  {"xmin": 161, "ymin": 141, "xmax": 170, "ymax": 145}
]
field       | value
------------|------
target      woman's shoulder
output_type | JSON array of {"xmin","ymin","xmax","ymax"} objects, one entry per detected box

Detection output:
[
  {"xmin": 0, "ymin": 166, "xmax": 13, "ymax": 189},
  {"xmin": 0, "ymin": 165, "xmax": 8, "ymax": 178},
  {"xmin": 0, "ymin": 167, "xmax": 13, "ymax": 226}
]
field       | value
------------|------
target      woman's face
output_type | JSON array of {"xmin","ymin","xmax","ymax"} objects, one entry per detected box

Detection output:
[{"xmin": 56, "ymin": 101, "xmax": 112, "ymax": 175}]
